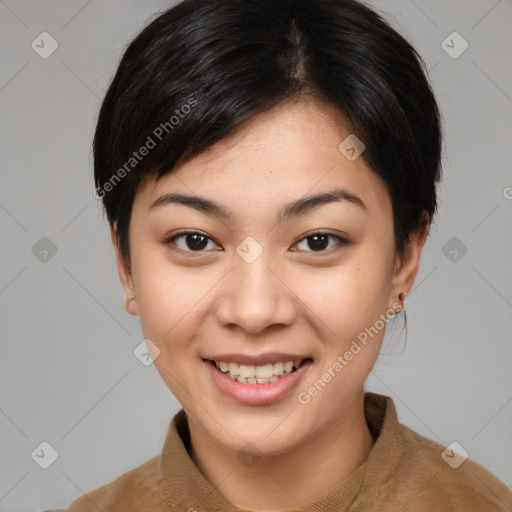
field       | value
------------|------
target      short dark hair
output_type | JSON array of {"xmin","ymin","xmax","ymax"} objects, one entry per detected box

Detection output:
[{"xmin": 94, "ymin": 0, "xmax": 443, "ymax": 268}]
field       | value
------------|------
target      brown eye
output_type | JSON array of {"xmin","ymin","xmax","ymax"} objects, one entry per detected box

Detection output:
[
  {"xmin": 164, "ymin": 230, "xmax": 349, "ymax": 256},
  {"xmin": 293, "ymin": 231, "xmax": 348, "ymax": 253},
  {"xmin": 165, "ymin": 231, "xmax": 217, "ymax": 253}
]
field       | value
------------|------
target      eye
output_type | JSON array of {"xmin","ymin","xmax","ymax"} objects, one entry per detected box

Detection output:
[
  {"xmin": 164, "ymin": 229, "xmax": 349, "ymax": 255},
  {"xmin": 164, "ymin": 230, "xmax": 219, "ymax": 253},
  {"xmin": 292, "ymin": 231, "xmax": 349, "ymax": 253}
]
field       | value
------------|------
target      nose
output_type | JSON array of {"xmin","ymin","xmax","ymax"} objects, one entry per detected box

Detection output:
[{"xmin": 214, "ymin": 253, "xmax": 297, "ymax": 335}]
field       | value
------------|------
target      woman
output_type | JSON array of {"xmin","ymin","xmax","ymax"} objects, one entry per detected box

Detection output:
[{"xmin": 49, "ymin": 0, "xmax": 512, "ymax": 510}]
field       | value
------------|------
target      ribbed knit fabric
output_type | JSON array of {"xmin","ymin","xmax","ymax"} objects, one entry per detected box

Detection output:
[{"xmin": 49, "ymin": 392, "xmax": 512, "ymax": 511}]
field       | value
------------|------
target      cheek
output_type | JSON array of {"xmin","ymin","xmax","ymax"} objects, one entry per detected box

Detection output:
[
  {"xmin": 134, "ymin": 262, "xmax": 207, "ymax": 400},
  {"xmin": 133, "ymin": 249, "xmax": 225, "ymax": 364},
  {"xmin": 131, "ymin": 249, "xmax": 194, "ymax": 347},
  {"xmin": 138, "ymin": 279, "xmax": 199, "ymax": 345},
  {"xmin": 291, "ymin": 262, "xmax": 388, "ymax": 415},
  {"xmin": 295, "ymin": 257, "xmax": 391, "ymax": 342}
]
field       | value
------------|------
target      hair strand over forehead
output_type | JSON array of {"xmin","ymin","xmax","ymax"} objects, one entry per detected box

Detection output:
[{"xmin": 93, "ymin": 0, "xmax": 443, "ymax": 267}]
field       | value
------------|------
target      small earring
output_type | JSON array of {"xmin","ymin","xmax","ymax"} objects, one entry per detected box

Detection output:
[{"xmin": 398, "ymin": 292, "xmax": 406, "ymax": 308}]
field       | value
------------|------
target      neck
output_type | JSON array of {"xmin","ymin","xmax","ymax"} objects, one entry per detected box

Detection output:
[{"xmin": 188, "ymin": 389, "xmax": 374, "ymax": 511}]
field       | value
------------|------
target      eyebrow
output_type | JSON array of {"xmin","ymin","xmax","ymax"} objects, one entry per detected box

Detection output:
[{"xmin": 149, "ymin": 187, "xmax": 367, "ymax": 222}]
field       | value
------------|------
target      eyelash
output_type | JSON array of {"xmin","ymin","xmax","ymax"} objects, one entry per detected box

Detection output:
[{"xmin": 163, "ymin": 230, "xmax": 350, "ymax": 256}]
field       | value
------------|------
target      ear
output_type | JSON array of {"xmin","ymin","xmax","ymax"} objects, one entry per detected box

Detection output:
[
  {"xmin": 111, "ymin": 224, "xmax": 139, "ymax": 316},
  {"xmin": 388, "ymin": 213, "xmax": 430, "ymax": 312}
]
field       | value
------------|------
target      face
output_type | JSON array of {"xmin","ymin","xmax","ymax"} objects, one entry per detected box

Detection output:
[{"xmin": 114, "ymin": 100, "xmax": 426, "ymax": 456}]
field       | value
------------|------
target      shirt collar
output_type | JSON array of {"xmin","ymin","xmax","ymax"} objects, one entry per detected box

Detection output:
[{"xmin": 158, "ymin": 392, "xmax": 404, "ymax": 511}]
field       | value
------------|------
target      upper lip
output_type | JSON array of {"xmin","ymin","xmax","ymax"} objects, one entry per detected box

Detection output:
[{"xmin": 204, "ymin": 353, "xmax": 311, "ymax": 366}]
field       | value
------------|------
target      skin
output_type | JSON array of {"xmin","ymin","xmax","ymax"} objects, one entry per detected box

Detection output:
[{"xmin": 112, "ymin": 99, "xmax": 429, "ymax": 511}]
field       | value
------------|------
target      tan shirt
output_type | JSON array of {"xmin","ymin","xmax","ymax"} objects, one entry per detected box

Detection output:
[{"xmin": 49, "ymin": 392, "xmax": 512, "ymax": 511}]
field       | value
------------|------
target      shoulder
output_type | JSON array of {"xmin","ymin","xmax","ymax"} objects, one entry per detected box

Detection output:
[
  {"xmin": 396, "ymin": 423, "xmax": 512, "ymax": 511},
  {"xmin": 53, "ymin": 454, "xmax": 169, "ymax": 512}
]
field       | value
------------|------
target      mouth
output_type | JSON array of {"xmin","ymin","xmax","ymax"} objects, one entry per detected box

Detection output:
[
  {"xmin": 206, "ymin": 358, "xmax": 312, "ymax": 384},
  {"xmin": 203, "ymin": 356, "xmax": 313, "ymax": 405}
]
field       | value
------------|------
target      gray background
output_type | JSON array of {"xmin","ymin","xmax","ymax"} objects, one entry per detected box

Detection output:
[{"xmin": 0, "ymin": 0, "xmax": 511, "ymax": 510}]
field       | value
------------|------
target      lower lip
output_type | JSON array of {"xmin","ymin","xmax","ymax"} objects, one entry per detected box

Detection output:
[{"xmin": 204, "ymin": 359, "xmax": 312, "ymax": 405}]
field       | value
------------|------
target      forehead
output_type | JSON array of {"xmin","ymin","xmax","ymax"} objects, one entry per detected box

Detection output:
[{"xmin": 134, "ymin": 100, "xmax": 392, "ymax": 222}]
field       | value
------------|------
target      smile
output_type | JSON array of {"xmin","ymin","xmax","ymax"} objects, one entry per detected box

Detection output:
[
  {"xmin": 204, "ymin": 357, "xmax": 313, "ymax": 405},
  {"xmin": 210, "ymin": 359, "xmax": 304, "ymax": 384}
]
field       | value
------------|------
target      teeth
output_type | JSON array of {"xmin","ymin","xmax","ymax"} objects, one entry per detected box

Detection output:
[
  {"xmin": 213, "ymin": 358, "xmax": 305, "ymax": 383},
  {"xmin": 239, "ymin": 364, "xmax": 255, "ymax": 378},
  {"xmin": 255, "ymin": 363, "xmax": 274, "ymax": 379},
  {"xmin": 228, "ymin": 362, "xmax": 240, "ymax": 376},
  {"xmin": 273, "ymin": 362, "xmax": 284, "ymax": 375}
]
